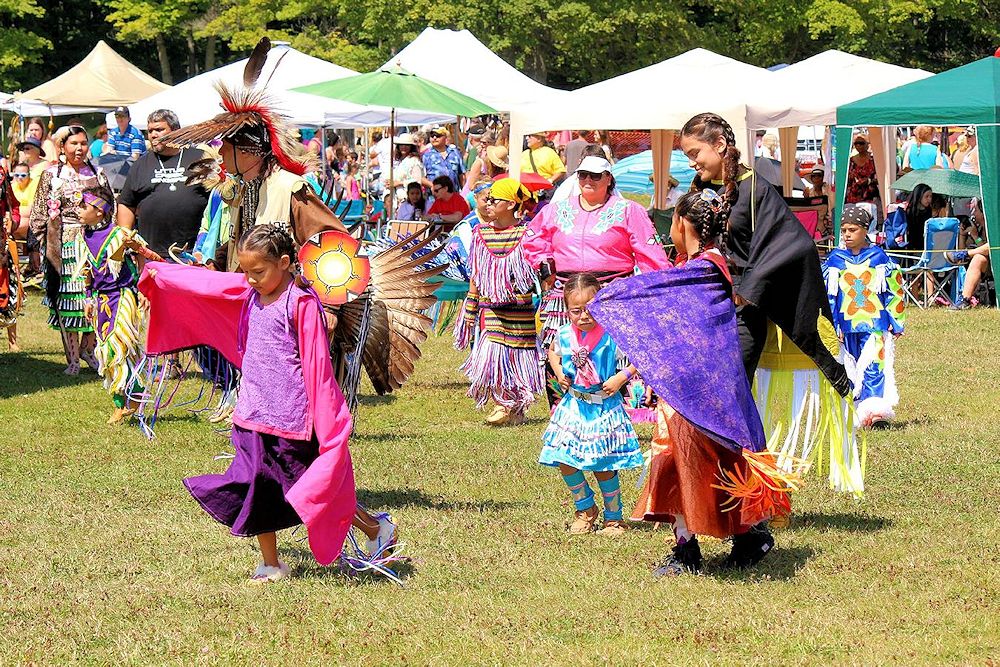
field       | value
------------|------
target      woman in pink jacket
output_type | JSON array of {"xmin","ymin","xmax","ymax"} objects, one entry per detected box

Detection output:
[{"xmin": 523, "ymin": 155, "xmax": 669, "ymax": 407}]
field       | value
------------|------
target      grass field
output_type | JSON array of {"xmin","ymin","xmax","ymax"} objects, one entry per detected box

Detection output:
[{"xmin": 1, "ymin": 299, "xmax": 998, "ymax": 665}]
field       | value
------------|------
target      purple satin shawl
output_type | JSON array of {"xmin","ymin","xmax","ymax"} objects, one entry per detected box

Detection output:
[{"xmin": 588, "ymin": 259, "xmax": 765, "ymax": 454}]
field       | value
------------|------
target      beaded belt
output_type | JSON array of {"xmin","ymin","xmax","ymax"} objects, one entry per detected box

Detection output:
[{"xmin": 568, "ymin": 387, "xmax": 609, "ymax": 404}]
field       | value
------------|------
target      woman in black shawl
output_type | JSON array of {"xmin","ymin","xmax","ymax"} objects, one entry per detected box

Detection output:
[{"xmin": 679, "ymin": 113, "xmax": 850, "ymax": 396}]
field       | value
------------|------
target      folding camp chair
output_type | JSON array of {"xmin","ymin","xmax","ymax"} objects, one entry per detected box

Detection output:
[
  {"xmin": 890, "ymin": 217, "xmax": 960, "ymax": 309},
  {"xmin": 785, "ymin": 194, "xmax": 831, "ymax": 255}
]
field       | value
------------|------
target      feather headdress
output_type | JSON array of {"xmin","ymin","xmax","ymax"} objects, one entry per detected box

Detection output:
[{"xmin": 160, "ymin": 37, "xmax": 317, "ymax": 176}]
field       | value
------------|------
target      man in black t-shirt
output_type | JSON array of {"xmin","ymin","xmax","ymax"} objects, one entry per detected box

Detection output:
[{"xmin": 117, "ymin": 109, "xmax": 209, "ymax": 257}]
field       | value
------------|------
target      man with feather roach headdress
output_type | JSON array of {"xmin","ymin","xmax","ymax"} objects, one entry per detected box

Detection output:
[{"xmin": 156, "ymin": 37, "xmax": 444, "ymax": 416}]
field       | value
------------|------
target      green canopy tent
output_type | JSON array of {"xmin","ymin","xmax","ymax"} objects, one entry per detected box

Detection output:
[{"xmin": 836, "ymin": 54, "xmax": 1000, "ymax": 297}]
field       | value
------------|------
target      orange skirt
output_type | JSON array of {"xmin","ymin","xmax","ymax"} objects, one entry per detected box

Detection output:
[{"xmin": 632, "ymin": 407, "xmax": 782, "ymax": 539}]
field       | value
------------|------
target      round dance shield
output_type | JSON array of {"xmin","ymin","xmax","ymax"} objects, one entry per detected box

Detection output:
[{"xmin": 298, "ymin": 230, "xmax": 371, "ymax": 305}]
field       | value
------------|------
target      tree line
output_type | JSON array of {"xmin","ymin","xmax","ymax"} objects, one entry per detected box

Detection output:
[{"xmin": 3, "ymin": 0, "xmax": 999, "ymax": 92}]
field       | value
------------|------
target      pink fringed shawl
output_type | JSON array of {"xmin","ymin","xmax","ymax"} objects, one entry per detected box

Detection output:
[{"xmin": 138, "ymin": 262, "xmax": 356, "ymax": 565}]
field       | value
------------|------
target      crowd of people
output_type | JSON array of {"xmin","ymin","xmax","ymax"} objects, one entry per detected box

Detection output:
[{"xmin": 0, "ymin": 56, "xmax": 985, "ymax": 585}]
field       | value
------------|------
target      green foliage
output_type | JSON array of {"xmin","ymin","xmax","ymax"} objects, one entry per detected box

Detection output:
[
  {"xmin": 0, "ymin": 0, "xmax": 51, "ymax": 89},
  {"xmin": 2, "ymin": 0, "xmax": 1000, "ymax": 90}
]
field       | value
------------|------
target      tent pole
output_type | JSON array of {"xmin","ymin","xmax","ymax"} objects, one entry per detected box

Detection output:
[{"xmin": 387, "ymin": 108, "xmax": 396, "ymax": 226}]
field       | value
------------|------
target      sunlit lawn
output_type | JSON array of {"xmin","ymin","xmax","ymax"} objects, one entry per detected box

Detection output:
[{"xmin": 1, "ymin": 294, "xmax": 997, "ymax": 664}]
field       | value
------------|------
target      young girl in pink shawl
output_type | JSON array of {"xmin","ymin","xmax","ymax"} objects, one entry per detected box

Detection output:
[{"xmin": 140, "ymin": 226, "xmax": 397, "ymax": 582}]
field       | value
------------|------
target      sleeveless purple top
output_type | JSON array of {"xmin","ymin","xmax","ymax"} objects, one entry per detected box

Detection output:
[{"xmin": 233, "ymin": 281, "xmax": 312, "ymax": 439}]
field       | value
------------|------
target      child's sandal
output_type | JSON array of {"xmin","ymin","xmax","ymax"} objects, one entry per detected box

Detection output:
[
  {"xmin": 596, "ymin": 521, "xmax": 627, "ymax": 537},
  {"xmin": 569, "ymin": 507, "xmax": 598, "ymax": 535}
]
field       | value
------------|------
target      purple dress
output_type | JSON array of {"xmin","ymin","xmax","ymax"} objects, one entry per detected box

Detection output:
[{"xmin": 184, "ymin": 282, "xmax": 320, "ymax": 537}]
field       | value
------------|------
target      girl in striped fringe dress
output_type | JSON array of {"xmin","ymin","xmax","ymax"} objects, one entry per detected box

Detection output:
[{"xmin": 454, "ymin": 178, "xmax": 543, "ymax": 426}]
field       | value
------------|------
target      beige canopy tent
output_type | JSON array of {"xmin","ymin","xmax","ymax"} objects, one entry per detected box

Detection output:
[{"xmin": 22, "ymin": 40, "xmax": 169, "ymax": 109}]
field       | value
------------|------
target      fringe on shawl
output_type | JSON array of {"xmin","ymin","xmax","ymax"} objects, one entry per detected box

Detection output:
[
  {"xmin": 94, "ymin": 288, "xmax": 143, "ymax": 395},
  {"xmin": 754, "ymin": 367, "xmax": 866, "ymax": 498}
]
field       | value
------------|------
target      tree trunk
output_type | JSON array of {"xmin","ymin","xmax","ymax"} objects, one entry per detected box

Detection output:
[
  {"xmin": 155, "ymin": 34, "xmax": 173, "ymax": 84},
  {"xmin": 187, "ymin": 32, "xmax": 197, "ymax": 77},
  {"xmin": 205, "ymin": 35, "xmax": 216, "ymax": 71}
]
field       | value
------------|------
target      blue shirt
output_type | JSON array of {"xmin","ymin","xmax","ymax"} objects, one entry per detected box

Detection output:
[
  {"xmin": 106, "ymin": 124, "xmax": 146, "ymax": 157},
  {"xmin": 422, "ymin": 145, "xmax": 465, "ymax": 189}
]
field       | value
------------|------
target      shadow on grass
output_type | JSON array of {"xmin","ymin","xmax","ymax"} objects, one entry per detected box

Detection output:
[
  {"xmin": 707, "ymin": 545, "xmax": 817, "ymax": 581},
  {"xmin": 0, "ymin": 352, "xmax": 97, "ymax": 397},
  {"xmin": 786, "ymin": 511, "xmax": 891, "ymax": 533},
  {"xmin": 283, "ymin": 542, "xmax": 418, "ymax": 586},
  {"xmin": 358, "ymin": 393, "xmax": 397, "ymax": 407},
  {"xmin": 358, "ymin": 487, "xmax": 522, "ymax": 513},
  {"xmin": 880, "ymin": 415, "xmax": 934, "ymax": 430}
]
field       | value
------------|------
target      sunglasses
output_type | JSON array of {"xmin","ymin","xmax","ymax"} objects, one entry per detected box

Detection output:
[
  {"xmin": 577, "ymin": 170, "xmax": 605, "ymax": 181},
  {"xmin": 854, "ymin": 141, "xmax": 868, "ymax": 147},
  {"xmin": 485, "ymin": 196, "xmax": 510, "ymax": 206},
  {"xmin": 11, "ymin": 173, "xmax": 28, "ymax": 179},
  {"xmin": 429, "ymin": 132, "xmax": 446, "ymax": 138}
]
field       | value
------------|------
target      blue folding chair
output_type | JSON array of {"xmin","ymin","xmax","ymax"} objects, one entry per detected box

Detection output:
[{"xmin": 891, "ymin": 217, "xmax": 960, "ymax": 309}]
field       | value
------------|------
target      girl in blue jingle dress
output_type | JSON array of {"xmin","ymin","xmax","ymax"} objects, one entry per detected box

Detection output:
[{"xmin": 539, "ymin": 272, "xmax": 643, "ymax": 536}]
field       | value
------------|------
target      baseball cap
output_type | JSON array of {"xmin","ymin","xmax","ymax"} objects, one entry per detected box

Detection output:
[
  {"xmin": 577, "ymin": 155, "xmax": 612, "ymax": 175},
  {"xmin": 809, "ymin": 167, "xmax": 824, "ymax": 176},
  {"xmin": 964, "ymin": 126, "xmax": 976, "ymax": 137},
  {"xmin": 15, "ymin": 136, "xmax": 46, "ymax": 157},
  {"xmin": 114, "ymin": 106, "xmax": 130, "ymax": 116}
]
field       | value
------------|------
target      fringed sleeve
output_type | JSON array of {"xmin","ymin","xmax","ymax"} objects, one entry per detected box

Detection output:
[{"xmin": 453, "ymin": 281, "xmax": 479, "ymax": 350}]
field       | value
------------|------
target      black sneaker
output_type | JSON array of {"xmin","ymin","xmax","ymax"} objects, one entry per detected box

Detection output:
[
  {"xmin": 950, "ymin": 297, "xmax": 974, "ymax": 311},
  {"xmin": 723, "ymin": 524, "xmax": 775, "ymax": 569},
  {"xmin": 652, "ymin": 537, "xmax": 702, "ymax": 577}
]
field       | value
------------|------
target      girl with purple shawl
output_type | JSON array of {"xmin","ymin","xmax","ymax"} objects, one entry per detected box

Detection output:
[{"xmin": 589, "ymin": 191, "xmax": 800, "ymax": 577}]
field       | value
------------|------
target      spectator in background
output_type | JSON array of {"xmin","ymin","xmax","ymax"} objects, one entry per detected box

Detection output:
[
  {"xmin": 387, "ymin": 133, "xmax": 426, "ymax": 208},
  {"xmin": 521, "ymin": 132, "xmax": 566, "ymax": 184},
  {"xmin": 903, "ymin": 184, "xmax": 934, "ymax": 252},
  {"xmin": 369, "ymin": 129, "xmax": 391, "ymax": 198},
  {"xmin": 425, "ymin": 175, "xmax": 470, "ymax": 226},
  {"xmin": 804, "ymin": 167, "xmax": 831, "ymax": 198},
  {"xmin": 396, "ymin": 182, "xmax": 427, "ymax": 222},
  {"xmin": 25, "ymin": 117, "xmax": 57, "ymax": 161},
  {"xmin": 957, "ymin": 126, "xmax": 979, "ymax": 175},
  {"xmin": 423, "ymin": 126, "xmax": 466, "ymax": 190},
  {"xmin": 463, "ymin": 130, "xmax": 496, "ymax": 194},
  {"xmin": 104, "ymin": 106, "xmax": 146, "ymax": 159},
  {"xmin": 845, "ymin": 134, "xmax": 880, "ymax": 207},
  {"xmin": 948, "ymin": 244, "xmax": 991, "ymax": 309},
  {"xmin": 563, "ymin": 130, "xmax": 592, "ymax": 174},
  {"xmin": 116, "ymin": 109, "xmax": 209, "ymax": 257},
  {"xmin": 485, "ymin": 145, "xmax": 508, "ymax": 179},
  {"xmin": 16, "ymin": 136, "xmax": 49, "ymax": 179},
  {"xmin": 902, "ymin": 125, "xmax": 949, "ymax": 171},
  {"xmin": 10, "ymin": 162, "xmax": 40, "ymax": 277},
  {"xmin": 414, "ymin": 130, "xmax": 430, "ymax": 156},
  {"xmin": 89, "ymin": 124, "xmax": 108, "ymax": 159},
  {"xmin": 757, "ymin": 133, "xmax": 780, "ymax": 160},
  {"xmin": 465, "ymin": 125, "xmax": 486, "ymax": 172},
  {"xmin": 595, "ymin": 131, "xmax": 614, "ymax": 163}
]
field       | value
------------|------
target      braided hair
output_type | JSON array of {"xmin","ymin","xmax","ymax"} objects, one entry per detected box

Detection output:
[
  {"xmin": 680, "ymin": 113, "xmax": 741, "ymax": 207},
  {"xmin": 562, "ymin": 272, "xmax": 601, "ymax": 307},
  {"xmin": 237, "ymin": 224, "xmax": 296, "ymax": 263},
  {"xmin": 674, "ymin": 189, "xmax": 731, "ymax": 255}
]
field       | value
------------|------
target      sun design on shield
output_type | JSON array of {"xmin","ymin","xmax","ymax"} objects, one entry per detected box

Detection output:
[{"xmin": 298, "ymin": 231, "xmax": 371, "ymax": 305}]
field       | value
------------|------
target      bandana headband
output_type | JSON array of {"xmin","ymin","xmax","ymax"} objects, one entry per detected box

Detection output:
[
  {"xmin": 82, "ymin": 191, "xmax": 113, "ymax": 216},
  {"xmin": 472, "ymin": 182, "xmax": 492, "ymax": 195}
]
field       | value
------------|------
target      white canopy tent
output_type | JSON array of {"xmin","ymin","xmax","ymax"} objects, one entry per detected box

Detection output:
[
  {"xmin": 509, "ymin": 48, "xmax": 773, "ymax": 205},
  {"xmin": 383, "ymin": 28, "xmax": 567, "ymax": 113},
  {"xmin": 0, "ymin": 93, "xmax": 103, "ymax": 117},
  {"xmin": 746, "ymin": 50, "xmax": 933, "ymax": 198},
  {"xmin": 127, "ymin": 43, "xmax": 449, "ymax": 130}
]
